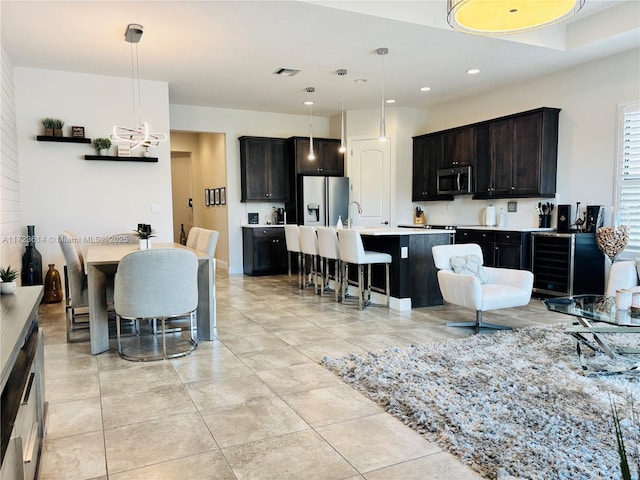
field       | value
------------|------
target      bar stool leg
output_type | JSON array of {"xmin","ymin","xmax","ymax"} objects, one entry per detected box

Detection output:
[
  {"xmin": 385, "ymin": 263, "xmax": 390, "ymax": 307},
  {"xmin": 334, "ymin": 259, "xmax": 340, "ymax": 303},
  {"xmin": 358, "ymin": 264, "xmax": 364, "ymax": 310}
]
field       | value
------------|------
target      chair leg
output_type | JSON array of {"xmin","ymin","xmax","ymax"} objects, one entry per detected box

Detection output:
[
  {"xmin": 116, "ymin": 314, "xmax": 123, "ymax": 356},
  {"xmin": 341, "ymin": 262, "xmax": 347, "ymax": 302},
  {"xmin": 446, "ymin": 310, "xmax": 512, "ymax": 331},
  {"xmin": 287, "ymin": 251, "xmax": 292, "ymax": 283},
  {"xmin": 298, "ymin": 252, "xmax": 304, "ymax": 289},
  {"xmin": 335, "ymin": 259, "xmax": 340, "ymax": 303},
  {"xmin": 385, "ymin": 263, "xmax": 390, "ymax": 307}
]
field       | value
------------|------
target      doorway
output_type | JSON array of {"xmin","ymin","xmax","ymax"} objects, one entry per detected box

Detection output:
[
  {"xmin": 349, "ymin": 138, "xmax": 391, "ymax": 227},
  {"xmin": 170, "ymin": 152, "xmax": 193, "ymax": 243}
]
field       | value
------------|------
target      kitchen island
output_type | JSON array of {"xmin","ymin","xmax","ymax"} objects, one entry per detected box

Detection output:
[{"xmin": 352, "ymin": 227, "xmax": 453, "ymax": 310}]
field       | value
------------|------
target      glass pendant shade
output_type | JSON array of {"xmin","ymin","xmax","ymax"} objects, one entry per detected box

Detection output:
[
  {"xmin": 305, "ymin": 87, "xmax": 315, "ymax": 160},
  {"xmin": 447, "ymin": 0, "xmax": 585, "ymax": 35}
]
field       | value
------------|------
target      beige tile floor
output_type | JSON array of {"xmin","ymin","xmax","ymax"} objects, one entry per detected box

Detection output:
[{"xmin": 38, "ymin": 266, "xmax": 564, "ymax": 480}]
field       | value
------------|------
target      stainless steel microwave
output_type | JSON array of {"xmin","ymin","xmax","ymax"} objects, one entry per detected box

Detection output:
[{"xmin": 437, "ymin": 166, "xmax": 472, "ymax": 195}]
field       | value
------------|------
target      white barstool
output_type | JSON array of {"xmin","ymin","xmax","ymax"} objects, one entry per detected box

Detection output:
[
  {"xmin": 299, "ymin": 226, "xmax": 321, "ymax": 294},
  {"xmin": 284, "ymin": 225, "xmax": 303, "ymax": 289},
  {"xmin": 338, "ymin": 229, "xmax": 392, "ymax": 310},
  {"xmin": 316, "ymin": 226, "xmax": 341, "ymax": 302}
]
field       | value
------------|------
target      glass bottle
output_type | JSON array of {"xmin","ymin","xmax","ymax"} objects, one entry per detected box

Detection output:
[
  {"xmin": 43, "ymin": 264, "xmax": 63, "ymax": 303},
  {"xmin": 21, "ymin": 225, "xmax": 43, "ymax": 286},
  {"xmin": 179, "ymin": 224, "xmax": 187, "ymax": 245},
  {"xmin": 336, "ymin": 215, "xmax": 343, "ymax": 229}
]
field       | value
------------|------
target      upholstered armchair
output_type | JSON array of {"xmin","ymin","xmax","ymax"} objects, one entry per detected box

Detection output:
[
  {"xmin": 606, "ymin": 260, "xmax": 640, "ymax": 296},
  {"xmin": 432, "ymin": 243, "xmax": 534, "ymax": 331}
]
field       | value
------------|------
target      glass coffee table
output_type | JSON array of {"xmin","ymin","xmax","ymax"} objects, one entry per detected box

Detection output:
[{"xmin": 544, "ymin": 294, "xmax": 640, "ymax": 376}]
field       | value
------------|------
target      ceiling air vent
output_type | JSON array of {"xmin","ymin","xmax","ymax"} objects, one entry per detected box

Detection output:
[{"xmin": 273, "ymin": 68, "xmax": 301, "ymax": 77}]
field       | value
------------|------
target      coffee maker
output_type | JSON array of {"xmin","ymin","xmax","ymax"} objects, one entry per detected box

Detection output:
[
  {"xmin": 275, "ymin": 208, "xmax": 285, "ymax": 224},
  {"xmin": 585, "ymin": 205, "xmax": 602, "ymax": 233}
]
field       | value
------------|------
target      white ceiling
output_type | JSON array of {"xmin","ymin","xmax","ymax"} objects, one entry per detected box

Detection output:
[{"xmin": 2, "ymin": 1, "xmax": 639, "ymax": 117}]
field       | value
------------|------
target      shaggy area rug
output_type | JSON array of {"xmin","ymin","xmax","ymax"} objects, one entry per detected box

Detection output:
[{"xmin": 321, "ymin": 325, "xmax": 640, "ymax": 480}]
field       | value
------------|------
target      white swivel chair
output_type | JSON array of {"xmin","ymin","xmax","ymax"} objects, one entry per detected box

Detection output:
[
  {"xmin": 432, "ymin": 243, "xmax": 534, "ymax": 331},
  {"xmin": 284, "ymin": 225, "xmax": 303, "ymax": 288},
  {"xmin": 299, "ymin": 226, "xmax": 321, "ymax": 294},
  {"xmin": 186, "ymin": 227, "xmax": 201, "ymax": 249},
  {"xmin": 114, "ymin": 248, "xmax": 199, "ymax": 361},
  {"xmin": 316, "ymin": 227, "xmax": 341, "ymax": 302},
  {"xmin": 338, "ymin": 229, "xmax": 391, "ymax": 310}
]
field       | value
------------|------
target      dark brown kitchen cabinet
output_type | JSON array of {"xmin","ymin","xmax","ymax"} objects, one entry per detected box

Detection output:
[
  {"xmin": 443, "ymin": 126, "xmax": 475, "ymax": 168},
  {"xmin": 242, "ymin": 227, "xmax": 288, "ymax": 275},
  {"xmin": 412, "ymin": 133, "xmax": 453, "ymax": 201},
  {"xmin": 474, "ymin": 108, "xmax": 560, "ymax": 199},
  {"xmin": 288, "ymin": 136, "xmax": 344, "ymax": 176},
  {"xmin": 455, "ymin": 229, "xmax": 530, "ymax": 270},
  {"xmin": 239, "ymin": 136, "xmax": 291, "ymax": 202}
]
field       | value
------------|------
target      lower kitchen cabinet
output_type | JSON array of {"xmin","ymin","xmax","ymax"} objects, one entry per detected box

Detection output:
[
  {"xmin": 455, "ymin": 229, "xmax": 530, "ymax": 270},
  {"xmin": 242, "ymin": 227, "xmax": 288, "ymax": 275}
]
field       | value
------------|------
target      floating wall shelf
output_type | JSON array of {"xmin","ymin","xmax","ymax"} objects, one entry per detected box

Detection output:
[
  {"xmin": 84, "ymin": 155, "xmax": 158, "ymax": 163},
  {"xmin": 37, "ymin": 135, "xmax": 91, "ymax": 144}
]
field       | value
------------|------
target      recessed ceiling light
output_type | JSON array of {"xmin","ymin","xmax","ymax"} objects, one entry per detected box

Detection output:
[
  {"xmin": 386, "ymin": 99, "xmax": 396, "ymax": 104},
  {"xmin": 273, "ymin": 67, "xmax": 301, "ymax": 77},
  {"xmin": 419, "ymin": 86, "xmax": 432, "ymax": 92},
  {"xmin": 303, "ymin": 101, "xmax": 313, "ymax": 105},
  {"xmin": 354, "ymin": 78, "xmax": 367, "ymax": 84},
  {"xmin": 467, "ymin": 68, "xmax": 480, "ymax": 75}
]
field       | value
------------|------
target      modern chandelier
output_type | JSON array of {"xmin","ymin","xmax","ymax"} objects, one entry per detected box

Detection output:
[
  {"xmin": 447, "ymin": 0, "xmax": 585, "ymax": 35},
  {"xmin": 111, "ymin": 23, "xmax": 167, "ymax": 152}
]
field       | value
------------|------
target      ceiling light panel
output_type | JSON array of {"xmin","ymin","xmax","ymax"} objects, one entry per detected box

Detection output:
[{"xmin": 273, "ymin": 67, "xmax": 301, "ymax": 77}]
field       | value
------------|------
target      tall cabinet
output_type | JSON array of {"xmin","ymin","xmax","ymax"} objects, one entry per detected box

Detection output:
[{"xmin": 239, "ymin": 136, "xmax": 291, "ymax": 202}]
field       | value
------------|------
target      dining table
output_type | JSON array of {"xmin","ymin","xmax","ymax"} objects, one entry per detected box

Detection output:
[{"xmin": 85, "ymin": 242, "xmax": 216, "ymax": 355}]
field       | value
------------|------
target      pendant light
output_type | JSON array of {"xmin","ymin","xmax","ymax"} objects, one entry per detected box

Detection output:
[
  {"xmin": 377, "ymin": 48, "xmax": 388, "ymax": 142},
  {"xmin": 447, "ymin": 0, "xmax": 585, "ymax": 36},
  {"xmin": 111, "ymin": 23, "xmax": 167, "ymax": 151},
  {"xmin": 305, "ymin": 87, "xmax": 315, "ymax": 160},
  {"xmin": 337, "ymin": 69, "xmax": 347, "ymax": 154}
]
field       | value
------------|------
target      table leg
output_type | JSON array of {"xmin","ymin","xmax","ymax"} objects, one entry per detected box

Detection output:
[
  {"xmin": 197, "ymin": 258, "xmax": 216, "ymax": 340},
  {"xmin": 87, "ymin": 263, "xmax": 109, "ymax": 354}
]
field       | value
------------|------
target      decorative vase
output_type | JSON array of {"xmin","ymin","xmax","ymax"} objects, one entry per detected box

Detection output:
[
  {"xmin": 1, "ymin": 282, "xmax": 17, "ymax": 294},
  {"xmin": 21, "ymin": 225, "xmax": 43, "ymax": 286},
  {"xmin": 139, "ymin": 238, "xmax": 149, "ymax": 250},
  {"xmin": 179, "ymin": 224, "xmax": 187, "ymax": 245},
  {"xmin": 595, "ymin": 206, "xmax": 629, "ymax": 263},
  {"xmin": 43, "ymin": 264, "xmax": 63, "ymax": 303}
]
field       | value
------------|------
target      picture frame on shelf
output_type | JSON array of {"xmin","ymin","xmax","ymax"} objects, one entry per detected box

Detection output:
[
  {"xmin": 71, "ymin": 126, "xmax": 85, "ymax": 138},
  {"xmin": 204, "ymin": 189, "xmax": 210, "ymax": 206},
  {"xmin": 220, "ymin": 187, "xmax": 226, "ymax": 205}
]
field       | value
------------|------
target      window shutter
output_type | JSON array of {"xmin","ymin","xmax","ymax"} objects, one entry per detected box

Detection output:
[{"xmin": 617, "ymin": 102, "xmax": 640, "ymax": 251}]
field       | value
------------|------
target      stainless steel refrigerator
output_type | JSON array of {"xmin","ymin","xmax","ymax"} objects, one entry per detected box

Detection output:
[{"xmin": 298, "ymin": 176, "xmax": 349, "ymax": 227}]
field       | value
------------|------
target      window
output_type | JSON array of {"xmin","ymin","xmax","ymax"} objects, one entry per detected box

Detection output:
[{"xmin": 615, "ymin": 101, "xmax": 640, "ymax": 253}]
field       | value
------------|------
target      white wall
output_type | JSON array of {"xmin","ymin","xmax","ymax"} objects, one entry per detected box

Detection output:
[
  {"xmin": 14, "ymin": 68, "xmax": 172, "ymax": 269},
  {"xmin": 1, "ymin": 47, "xmax": 23, "ymax": 276},
  {"xmin": 169, "ymin": 105, "xmax": 330, "ymax": 274},
  {"xmin": 391, "ymin": 49, "xmax": 640, "ymax": 229}
]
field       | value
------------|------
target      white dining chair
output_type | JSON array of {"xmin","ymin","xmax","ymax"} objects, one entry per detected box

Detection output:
[
  {"xmin": 338, "ymin": 229, "xmax": 391, "ymax": 310},
  {"xmin": 114, "ymin": 248, "xmax": 199, "ymax": 361},
  {"xmin": 316, "ymin": 226, "xmax": 342, "ymax": 302}
]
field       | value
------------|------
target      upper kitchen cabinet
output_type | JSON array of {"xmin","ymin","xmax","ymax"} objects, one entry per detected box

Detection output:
[
  {"xmin": 412, "ymin": 133, "xmax": 453, "ymax": 202},
  {"xmin": 443, "ymin": 125, "xmax": 475, "ymax": 168},
  {"xmin": 474, "ymin": 107, "xmax": 560, "ymax": 199},
  {"xmin": 239, "ymin": 136, "xmax": 291, "ymax": 202},
  {"xmin": 288, "ymin": 136, "xmax": 344, "ymax": 176}
]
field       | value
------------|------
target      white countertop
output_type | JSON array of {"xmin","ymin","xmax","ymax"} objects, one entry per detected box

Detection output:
[
  {"xmin": 350, "ymin": 227, "xmax": 453, "ymax": 236},
  {"xmin": 398, "ymin": 224, "xmax": 554, "ymax": 233},
  {"xmin": 241, "ymin": 224, "xmax": 285, "ymax": 228}
]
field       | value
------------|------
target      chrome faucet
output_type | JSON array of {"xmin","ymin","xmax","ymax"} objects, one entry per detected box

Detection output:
[{"xmin": 347, "ymin": 201, "xmax": 363, "ymax": 229}]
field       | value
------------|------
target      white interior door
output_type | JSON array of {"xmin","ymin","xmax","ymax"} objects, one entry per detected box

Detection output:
[{"xmin": 349, "ymin": 138, "xmax": 391, "ymax": 227}]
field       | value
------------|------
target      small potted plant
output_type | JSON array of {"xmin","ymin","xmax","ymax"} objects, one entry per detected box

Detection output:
[
  {"xmin": 133, "ymin": 224, "xmax": 156, "ymax": 250},
  {"xmin": 52, "ymin": 119, "xmax": 65, "ymax": 137},
  {"xmin": 0, "ymin": 265, "xmax": 19, "ymax": 294},
  {"xmin": 93, "ymin": 137, "xmax": 112, "ymax": 156},
  {"xmin": 42, "ymin": 118, "xmax": 55, "ymax": 136}
]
